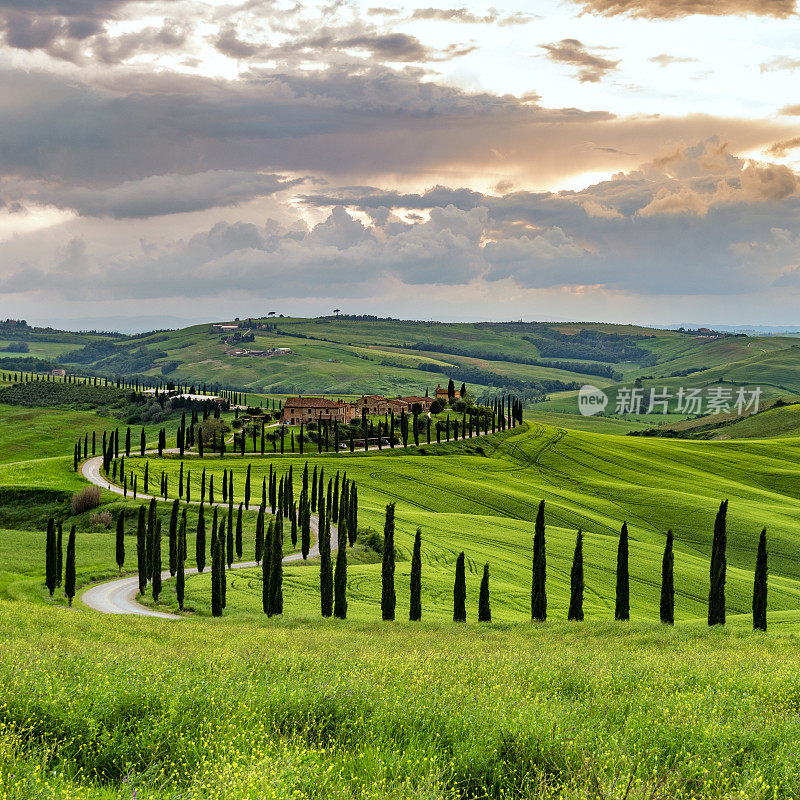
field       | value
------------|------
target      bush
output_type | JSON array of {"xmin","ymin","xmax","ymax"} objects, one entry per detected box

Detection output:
[
  {"xmin": 357, "ymin": 527, "xmax": 383, "ymax": 554},
  {"xmin": 89, "ymin": 510, "xmax": 113, "ymax": 528},
  {"xmin": 71, "ymin": 486, "xmax": 101, "ymax": 514}
]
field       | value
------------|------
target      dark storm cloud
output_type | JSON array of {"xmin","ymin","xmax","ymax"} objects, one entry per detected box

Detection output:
[
  {"xmin": 539, "ymin": 39, "xmax": 620, "ymax": 83},
  {"xmin": 571, "ymin": 0, "xmax": 795, "ymax": 17}
]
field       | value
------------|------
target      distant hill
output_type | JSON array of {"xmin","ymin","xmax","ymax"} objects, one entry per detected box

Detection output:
[{"xmin": 4, "ymin": 315, "xmax": 800, "ymax": 400}]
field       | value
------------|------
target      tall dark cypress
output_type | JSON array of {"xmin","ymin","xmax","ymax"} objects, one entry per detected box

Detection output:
[
  {"xmin": 146, "ymin": 498, "xmax": 157, "ymax": 579},
  {"xmin": 255, "ymin": 505, "xmax": 265, "ymax": 564},
  {"xmin": 478, "ymin": 562, "xmax": 491, "ymax": 622},
  {"xmin": 219, "ymin": 513, "xmax": 227, "ymax": 607},
  {"xmin": 333, "ymin": 537, "xmax": 347, "ymax": 620},
  {"xmin": 381, "ymin": 503, "xmax": 396, "ymax": 621},
  {"xmin": 453, "ymin": 551, "xmax": 466, "ymax": 622},
  {"xmin": 311, "ymin": 464, "xmax": 318, "ymax": 512},
  {"xmin": 753, "ymin": 527, "xmax": 768, "ymax": 632},
  {"xmin": 262, "ymin": 519, "xmax": 273, "ymax": 615},
  {"xmin": 531, "ymin": 500, "xmax": 546, "ymax": 621},
  {"xmin": 568, "ymin": 529, "xmax": 584, "ymax": 622},
  {"xmin": 348, "ymin": 484, "xmax": 358, "ymax": 546},
  {"xmin": 56, "ymin": 521, "xmax": 63, "ymax": 587},
  {"xmin": 615, "ymin": 522, "xmax": 630, "ymax": 621},
  {"xmin": 176, "ymin": 516, "xmax": 185, "ymax": 611},
  {"xmin": 116, "ymin": 511, "xmax": 125, "ymax": 574},
  {"xmin": 136, "ymin": 505, "xmax": 147, "ymax": 595},
  {"xmin": 332, "ymin": 472, "xmax": 340, "ymax": 523},
  {"xmin": 211, "ymin": 529, "xmax": 223, "ymax": 617},
  {"xmin": 226, "ymin": 511, "xmax": 234, "ymax": 570},
  {"xmin": 270, "ymin": 512, "xmax": 283, "ymax": 615},
  {"xmin": 409, "ymin": 527, "xmax": 422, "ymax": 621},
  {"xmin": 708, "ymin": 500, "xmax": 728, "ymax": 626},
  {"xmin": 168, "ymin": 499, "xmax": 179, "ymax": 576},
  {"xmin": 45, "ymin": 518, "xmax": 56, "ymax": 596},
  {"xmin": 301, "ymin": 490, "xmax": 311, "ymax": 559},
  {"xmin": 660, "ymin": 530, "xmax": 674, "ymax": 625},
  {"xmin": 64, "ymin": 525, "xmax": 76, "ymax": 606},
  {"xmin": 152, "ymin": 520, "xmax": 162, "ymax": 602},
  {"xmin": 236, "ymin": 504, "xmax": 243, "ymax": 559},
  {"xmin": 196, "ymin": 503, "xmax": 206, "ymax": 572},
  {"xmin": 319, "ymin": 500, "xmax": 333, "ymax": 617}
]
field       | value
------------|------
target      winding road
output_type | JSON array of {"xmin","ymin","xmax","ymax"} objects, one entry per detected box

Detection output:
[{"xmin": 80, "ymin": 454, "xmax": 331, "ymax": 619}]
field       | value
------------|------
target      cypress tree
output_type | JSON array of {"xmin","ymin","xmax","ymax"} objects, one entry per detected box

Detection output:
[
  {"xmin": 381, "ymin": 503, "xmax": 396, "ymax": 621},
  {"xmin": 136, "ymin": 505, "xmax": 147, "ymax": 595},
  {"xmin": 209, "ymin": 474, "xmax": 214, "ymax": 505},
  {"xmin": 176, "ymin": 516, "xmax": 185, "ymax": 611},
  {"xmin": 453, "ymin": 551, "xmax": 466, "ymax": 622},
  {"xmin": 56, "ymin": 521, "xmax": 63, "ymax": 587},
  {"xmin": 270, "ymin": 512, "xmax": 283, "ymax": 615},
  {"xmin": 146, "ymin": 498, "xmax": 156, "ymax": 579},
  {"xmin": 348, "ymin": 484, "xmax": 358, "ymax": 546},
  {"xmin": 64, "ymin": 525, "xmax": 76, "ymax": 606},
  {"xmin": 478, "ymin": 562, "xmax": 491, "ymax": 622},
  {"xmin": 45, "ymin": 518, "xmax": 56, "ymax": 596},
  {"xmin": 220, "ymin": 513, "xmax": 227, "ymax": 607},
  {"xmin": 211, "ymin": 529, "xmax": 223, "ymax": 617},
  {"xmin": 236, "ymin": 504, "xmax": 243, "ymax": 559},
  {"xmin": 568, "ymin": 530, "xmax": 584, "ymax": 622},
  {"xmin": 116, "ymin": 511, "xmax": 125, "ymax": 574},
  {"xmin": 753, "ymin": 527, "xmax": 768, "ymax": 632},
  {"xmin": 334, "ymin": 535, "xmax": 347, "ymax": 619},
  {"xmin": 226, "ymin": 512, "xmax": 234, "ymax": 569},
  {"xmin": 152, "ymin": 520, "xmax": 162, "ymax": 602},
  {"xmin": 262, "ymin": 519, "xmax": 273, "ymax": 615},
  {"xmin": 196, "ymin": 504, "xmax": 206, "ymax": 572},
  {"xmin": 531, "ymin": 499, "xmax": 546, "ymax": 622},
  {"xmin": 708, "ymin": 500, "xmax": 728, "ymax": 626},
  {"xmin": 615, "ymin": 522, "xmax": 630, "ymax": 621},
  {"xmin": 256, "ymin": 505, "xmax": 265, "ymax": 564},
  {"xmin": 332, "ymin": 472, "xmax": 340, "ymax": 523},
  {"xmin": 319, "ymin": 500, "xmax": 333, "ymax": 617},
  {"xmin": 410, "ymin": 527, "xmax": 422, "ymax": 621},
  {"xmin": 660, "ymin": 530, "xmax": 674, "ymax": 625},
  {"xmin": 140, "ymin": 428, "xmax": 146, "ymax": 457},
  {"xmin": 168, "ymin": 499, "xmax": 179, "ymax": 576},
  {"xmin": 311, "ymin": 465, "xmax": 318, "ymax": 512}
]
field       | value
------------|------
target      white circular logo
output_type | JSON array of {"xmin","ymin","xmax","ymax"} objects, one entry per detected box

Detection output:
[{"xmin": 578, "ymin": 385, "xmax": 608, "ymax": 416}]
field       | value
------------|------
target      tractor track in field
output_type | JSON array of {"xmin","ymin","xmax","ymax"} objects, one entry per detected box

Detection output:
[{"xmin": 79, "ymin": 454, "xmax": 336, "ymax": 619}]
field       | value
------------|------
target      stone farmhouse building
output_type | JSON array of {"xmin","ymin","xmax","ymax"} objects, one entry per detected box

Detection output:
[
  {"xmin": 282, "ymin": 391, "xmax": 437, "ymax": 425},
  {"xmin": 435, "ymin": 384, "xmax": 459, "ymax": 402}
]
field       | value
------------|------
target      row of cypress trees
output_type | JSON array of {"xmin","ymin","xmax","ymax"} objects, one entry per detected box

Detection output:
[{"xmin": 527, "ymin": 499, "xmax": 769, "ymax": 631}]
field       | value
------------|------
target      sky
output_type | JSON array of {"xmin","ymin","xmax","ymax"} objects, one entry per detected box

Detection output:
[{"xmin": 2, "ymin": 0, "xmax": 800, "ymax": 330}]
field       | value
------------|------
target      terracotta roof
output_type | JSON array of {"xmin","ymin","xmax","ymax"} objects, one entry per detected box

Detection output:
[{"xmin": 400, "ymin": 396, "xmax": 429, "ymax": 403}]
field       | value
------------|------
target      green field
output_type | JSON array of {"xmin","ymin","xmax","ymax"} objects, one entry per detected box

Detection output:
[{"xmin": 5, "ymin": 321, "xmax": 800, "ymax": 797}]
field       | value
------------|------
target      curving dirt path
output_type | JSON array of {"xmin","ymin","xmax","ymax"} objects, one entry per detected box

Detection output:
[{"xmin": 80, "ymin": 455, "xmax": 331, "ymax": 619}]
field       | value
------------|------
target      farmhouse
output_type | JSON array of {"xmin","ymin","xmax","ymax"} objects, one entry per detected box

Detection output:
[
  {"xmin": 435, "ymin": 383, "xmax": 459, "ymax": 402},
  {"xmin": 354, "ymin": 395, "xmax": 389, "ymax": 415},
  {"xmin": 281, "ymin": 396, "xmax": 354, "ymax": 425},
  {"xmin": 399, "ymin": 395, "xmax": 434, "ymax": 412}
]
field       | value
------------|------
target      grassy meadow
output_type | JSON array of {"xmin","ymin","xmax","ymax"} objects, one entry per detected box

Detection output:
[{"xmin": 4, "ymin": 330, "xmax": 800, "ymax": 797}]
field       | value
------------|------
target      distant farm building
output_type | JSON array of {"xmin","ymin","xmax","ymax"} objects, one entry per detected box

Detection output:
[
  {"xmin": 435, "ymin": 384, "xmax": 459, "ymax": 402},
  {"xmin": 281, "ymin": 397, "xmax": 355, "ymax": 425}
]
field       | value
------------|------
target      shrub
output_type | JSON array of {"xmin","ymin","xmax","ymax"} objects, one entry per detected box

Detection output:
[
  {"xmin": 358, "ymin": 527, "xmax": 383, "ymax": 554},
  {"xmin": 71, "ymin": 486, "xmax": 101, "ymax": 514},
  {"xmin": 89, "ymin": 510, "xmax": 113, "ymax": 528}
]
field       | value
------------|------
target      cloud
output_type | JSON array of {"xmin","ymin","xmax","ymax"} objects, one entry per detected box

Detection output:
[
  {"xmin": 539, "ymin": 39, "xmax": 620, "ymax": 83},
  {"xmin": 649, "ymin": 54, "xmax": 699, "ymax": 67},
  {"xmin": 212, "ymin": 19, "xmax": 476, "ymax": 64},
  {"xmin": 570, "ymin": 0, "xmax": 795, "ymax": 18},
  {"xmin": 1, "ymin": 171, "xmax": 300, "ymax": 219},
  {"xmin": 410, "ymin": 7, "xmax": 535, "ymax": 25},
  {"xmin": 760, "ymin": 55, "xmax": 800, "ymax": 73},
  {"xmin": 0, "ymin": 0, "xmax": 182, "ymax": 60},
  {"xmin": 766, "ymin": 137, "xmax": 800, "ymax": 157},
  {"xmin": 779, "ymin": 104, "xmax": 800, "ymax": 115}
]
